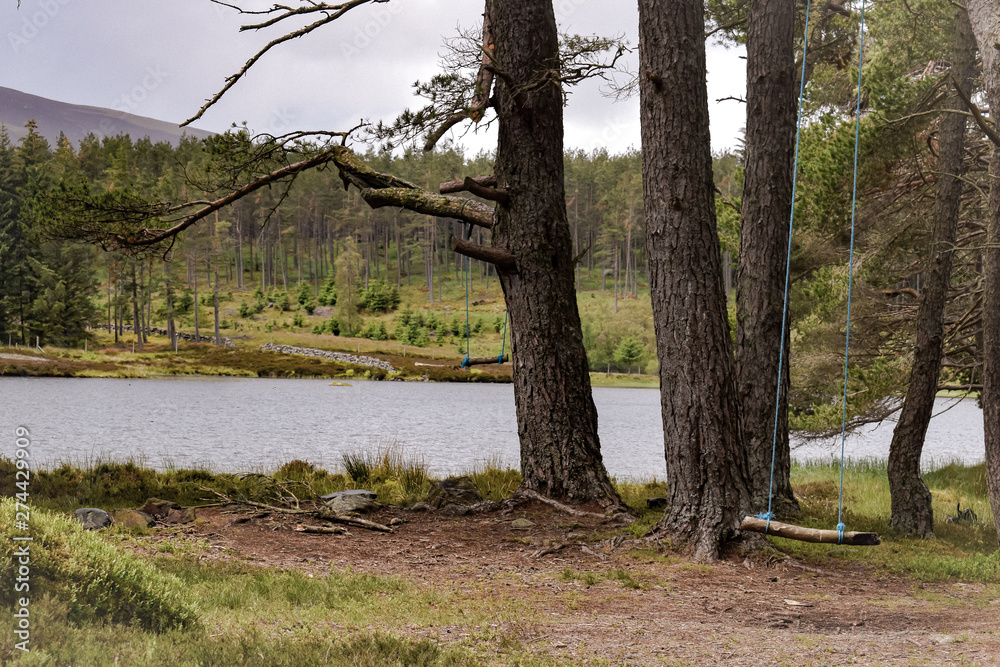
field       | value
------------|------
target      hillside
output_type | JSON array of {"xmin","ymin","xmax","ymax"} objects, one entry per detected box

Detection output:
[{"xmin": 0, "ymin": 86, "xmax": 213, "ymax": 147}]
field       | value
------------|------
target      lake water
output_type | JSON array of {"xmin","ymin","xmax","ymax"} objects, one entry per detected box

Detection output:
[{"xmin": 0, "ymin": 377, "xmax": 986, "ymax": 478}]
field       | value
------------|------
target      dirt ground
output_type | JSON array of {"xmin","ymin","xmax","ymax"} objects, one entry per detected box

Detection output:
[{"xmin": 143, "ymin": 501, "xmax": 1000, "ymax": 666}]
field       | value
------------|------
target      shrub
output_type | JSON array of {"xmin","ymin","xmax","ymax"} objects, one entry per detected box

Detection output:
[
  {"xmin": 238, "ymin": 301, "xmax": 251, "ymax": 318},
  {"xmin": 317, "ymin": 274, "xmax": 337, "ymax": 306},
  {"xmin": 293, "ymin": 312, "xmax": 305, "ymax": 328},
  {"xmin": 0, "ymin": 498, "xmax": 198, "ymax": 632},
  {"xmin": 358, "ymin": 280, "xmax": 400, "ymax": 313},
  {"xmin": 296, "ymin": 282, "xmax": 313, "ymax": 306}
]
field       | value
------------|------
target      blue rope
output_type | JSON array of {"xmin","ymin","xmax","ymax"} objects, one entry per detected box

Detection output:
[
  {"xmin": 498, "ymin": 312, "xmax": 508, "ymax": 364},
  {"xmin": 462, "ymin": 225, "xmax": 472, "ymax": 369},
  {"xmin": 762, "ymin": 0, "xmax": 814, "ymax": 536},
  {"xmin": 837, "ymin": 0, "xmax": 869, "ymax": 545}
]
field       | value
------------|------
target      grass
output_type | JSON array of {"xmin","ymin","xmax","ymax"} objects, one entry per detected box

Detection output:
[
  {"xmin": 2, "ymin": 452, "xmax": 999, "ymax": 664},
  {"xmin": 771, "ymin": 459, "xmax": 1000, "ymax": 582}
]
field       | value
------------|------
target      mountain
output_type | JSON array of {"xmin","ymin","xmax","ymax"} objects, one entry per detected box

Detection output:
[{"xmin": 0, "ymin": 86, "xmax": 214, "ymax": 148}]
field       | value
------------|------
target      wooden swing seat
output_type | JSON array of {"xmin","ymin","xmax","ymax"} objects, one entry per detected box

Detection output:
[{"xmin": 740, "ymin": 516, "xmax": 880, "ymax": 546}]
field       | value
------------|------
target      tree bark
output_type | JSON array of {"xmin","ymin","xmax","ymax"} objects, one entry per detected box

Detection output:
[
  {"xmin": 639, "ymin": 0, "xmax": 753, "ymax": 559},
  {"xmin": 888, "ymin": 10, "xmax": 975, "ymax": 538},
  {"xmin": 736, "ymin": 0, "xmax": 799, "ymax": 517},
  {"xmin": 966, "ymin": 0, "xmax": 1000, "ymax": 545},
  {"xmin": 485, "ymin": 0, "xmax": 622, "ymax": 505},
  {"xmin": 213, "ymin": 266, "xmax": 222, "ymax": 346},
  {"xmin": 131, "ymin": 264, "xmax": 142, "ymax": 351}
]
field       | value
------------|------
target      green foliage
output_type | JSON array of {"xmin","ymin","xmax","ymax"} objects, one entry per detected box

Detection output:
[
  {"xmin": 612, "ymin": 335, "xmax": 646, "ymax": 373},
  {"xmin": 359, "ymin": 279, "xmax": 401, "ymax": 313},
  {"xmin": 0, "ymin": 498, "xmax": 198, "ymax": 632},
  {"xmin": 362, "ymin": 320, "xmax": 389, "ymax": 341},
  {"xmin": 275, "ymin": 291, "xmax": 291, "ymax": 312},
  {"xmin": 238, "ymin": 301, "xmax": 252, "ymax": 318},
  {"xmin": 296, "ymin": 281, "xmax": 312, "ymax": 306},
  {"xmin": 311, "ymin": 317, "xmax": 341, "ymax": 336},
  {"xmin": 292, "ymin": 311, "xmax": 305, "ymax": 328},
  {"xmin": 317, "ymin": 272, "xmax": 337, "ymax": 307}
]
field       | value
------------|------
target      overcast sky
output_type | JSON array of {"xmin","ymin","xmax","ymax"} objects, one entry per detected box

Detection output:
[{"xmin": 3, "ymin": 0, "xmax": 746, "ymax": 155}]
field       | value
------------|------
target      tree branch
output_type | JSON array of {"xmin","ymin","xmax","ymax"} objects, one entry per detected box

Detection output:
[
  {"xmin": 440, "ymin": 174, "xmax": 497, "ymax": 193},
  {"xmin": 360, "ymin": 187, "xmax": 495, "ymax": 228},
  {"xmin": 184, "ymin": 0, "xmax": 377, "ymax": 126},
  {"xmin": 952, "ymin": 75, "xmax": 1000, "ymax": 147},
  {"xmin": 450, "ymin": 236, "xmax": 516, "ymax": 270}
]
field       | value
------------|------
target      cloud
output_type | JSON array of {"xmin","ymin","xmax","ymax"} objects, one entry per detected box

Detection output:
[{"xmin": 2, "ymin": 0, "xmax": 745, "ymax": 153}]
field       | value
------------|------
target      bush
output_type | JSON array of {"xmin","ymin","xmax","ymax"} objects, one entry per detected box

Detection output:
[
  {"xmin": 174, "ymin": 292, "xmax": 193, "ymax": 314},
  {"xmin": 293, "ymin": 312, "xmax": 305, "ymax": 328},
  {"xmin": 358, "ymin": 280, "xmax": 400, "ymax": 313},
  {"xmin": 312, "ymin": 318, "xmax": 341, "ymax": 336},
  {"xmin": 0, "ymin": 498, "xmax": 198, "ymax": 632},
  {"xmin": 238, "ymin": 301, "xmax": 252, "ymax": 318},
  {"xmin": 317, "ymin": 274, "xmax": 337, "ymax": 307},
  {"xmin": 275, "ymin": 292, "xmax": 291, "ymax": 312},
  {"xmin": 296, "ymin": 282, "xmax": 313, "ymax": 306},
  {"xmin": 304, "ymin": 299, "xmax": 317, "ymax": 315}
]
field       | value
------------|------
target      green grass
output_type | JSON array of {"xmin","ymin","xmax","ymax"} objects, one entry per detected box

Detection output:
[{"xmin": 773, "ymin": 459, "xmax": 1000, "ymax": 582}]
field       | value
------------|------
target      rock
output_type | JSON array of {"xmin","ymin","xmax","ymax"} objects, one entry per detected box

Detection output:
[
  {"xmin": 161, "ymin": 507, "xmax": 197, "ymax": 524},
  {"xmin": 74, "ymin": 508, "xmax": 112, "ymax": 530},
  {"xmin": 441, "ymin": 503, "xmax": 471, "ymax": 516},
  {"xmin": 407, "ymin": 502, "xmax": 435, "ymax": 512},
  {"xmin": 139, "ymin": 498, "xmax": 181, "ymax": 519},
  {"xmin": 323, "ymin": 489, "xmax": 377, "ymax": 513},
  {"xmin": 511, "ymin": 518, "xmax": 536, "ymax": 530},
  {"xmin": 112, "ymin": 509, "xmax": 155, "ymax": 528},
  {"xmin": 646, "ymin": 497, "xmax": 667, "ymax": 510},
  {"xmin": 426, "ymin": 476, "xmax": 482, "ymax": 509},
  {"xmin": 470, "ymin": 500, "xmax": 501, "ymax": 514}
]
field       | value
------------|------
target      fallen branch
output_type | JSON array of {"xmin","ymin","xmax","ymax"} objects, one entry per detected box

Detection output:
[
  {"xmin": 296, "ymin": 524, "xmax": 346, "ymax": 535},
  {"xmin": 198, "ymin": 485, "xmax": 394, "ymax": 533}
]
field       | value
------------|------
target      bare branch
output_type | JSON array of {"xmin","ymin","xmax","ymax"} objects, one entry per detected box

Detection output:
[
  {"xmin": 184, "ymin": 0, "xmax": 377, "ymax": 126},
  {"xmin": 440, "ymin": 175, "xmax": 497, "ymax": 193},
  {"xmin": 952, "ymin": 75, "xmax": 1000, "ymax": 147},
  {"xmin": 450, "ymin": 236, "xmax": 516, "ymax": 270}
]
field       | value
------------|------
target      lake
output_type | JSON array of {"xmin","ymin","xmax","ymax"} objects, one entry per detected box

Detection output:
[{"xmin": 0, "ymin": 377, "xmax": 986, "ymax": 478}]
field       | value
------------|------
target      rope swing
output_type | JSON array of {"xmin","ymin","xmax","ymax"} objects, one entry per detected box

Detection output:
[
  {"xmin": 740, "ymin": 0, "xmax": 880, "ymax": 547},
  {"xmin": 459, "ymin": 223, "xmax": 509, "ymax": 369}
]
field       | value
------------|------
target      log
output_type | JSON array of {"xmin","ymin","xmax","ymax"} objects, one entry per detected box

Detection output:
[
  {"xmin": 740, "ymin": 516, "xmax": 881, "ymax": 546},
  {"xmin": 460, "ymin": 354, "xmax": 508, "ymax": 367}
]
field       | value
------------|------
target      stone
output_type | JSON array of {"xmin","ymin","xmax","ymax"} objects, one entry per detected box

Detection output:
[
  {"xmin": 323, "ymin": 489, "xmax": 377, "ymax": 514},
  {"xmin": 406, "ymin": 502, "xmax": 435, "ymax": 512},
  {"xmin": 441, "ymin": 503, "xmax": 471, "ymax": 516},
  {"xmin": 646, "ymin": 497, "xmax": 667, "ymax": 510},
  {"xmin": 426, "ymin": 476, "xmax": 482, "ymax": 509},
  {"xmin": 161, "ymin": 507, "xmax": 197, "ymax": 524},
  {"xmin": 470, "ymin": 500, "xmax": 501, "ymax": 514},
  {"xmin": 112, "ymin": 509, "xmax": 155, "ymax": 528},
  {"xmin": 139, "ymin": 498, "xmax": 181, "ymax": 519},
  {"xmin": 511, "ymin": 518, "xmax": 536, "ymax": 530},
  {"xmin": 74, "ymin": 508, "xmax": 112, "ymax": 530}
]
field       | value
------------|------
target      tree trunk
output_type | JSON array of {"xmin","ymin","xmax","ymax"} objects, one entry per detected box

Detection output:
[
  {"xmin": 966, "ymin": 0, "xmax": 1000, "ymax": 545},
  {"xmin": 888, "ymin": 9, "xmax": 975, "ymax": 538},
  {"xmin": 736, "ymin": 0, "xmax": 799, "ymax": 517},
  {"xmin": 193, "ymin": 252, "xmax": 200, "ymax": 340},
  {"xmin": 487, "ymin": 0, "xmax": 621, "ymax": 505},
  {"xmin": 131, "ymin": 264, "xmax": 142, "ymax": 351},
  {"xmin": 213, "ymin": 266, "xmax": 222, "ymax": 346},
  {"xmin": 638, "ymin": 0, "xmax": 752, "ymax": 559},
  {"xmin": 163, "ymin": 263, "xmax": 175, "ymax": 346}
]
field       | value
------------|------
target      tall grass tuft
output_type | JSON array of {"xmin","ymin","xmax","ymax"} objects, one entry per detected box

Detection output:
[
  {"xmin": 341, "ymin": 445, "xmax": 431, "ymax": 505},
  {"xmin": 467, "ymin": 454, "xmax": 521, "ymax": 500}
]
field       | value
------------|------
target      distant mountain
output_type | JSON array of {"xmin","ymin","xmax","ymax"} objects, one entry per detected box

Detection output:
[{"xmin": 0, "ymin": 86, "xmax": 214, "ymax": 148}]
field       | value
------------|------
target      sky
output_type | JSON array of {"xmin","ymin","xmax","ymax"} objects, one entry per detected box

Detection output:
[{"xmin": 2, "ymin": 0, "xmax": 747, "ymax": 155}]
